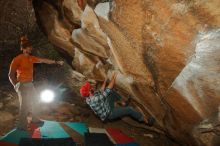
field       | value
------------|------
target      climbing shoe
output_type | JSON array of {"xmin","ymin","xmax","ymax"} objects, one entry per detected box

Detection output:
[
  {"xmin": 125, "ymin": 96, "xmax": 132, "ymax": 106},
  {"xmin": 32, "ymin": 120, "xmax": 44, "ymax": 127},
  {"xmin": 146, "ymin": 117, "xmax": 156, "ymax": 127}
]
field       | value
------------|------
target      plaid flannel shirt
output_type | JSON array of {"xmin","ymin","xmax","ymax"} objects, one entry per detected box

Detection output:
[{"xmin": 86, "ymin": 88, "xmax": 112, "ymax": 121}]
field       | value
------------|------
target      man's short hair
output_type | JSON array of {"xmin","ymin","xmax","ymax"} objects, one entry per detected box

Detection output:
[{"xmin": 20, "ymin": 36, "xmax": 32, "ymax": 49}]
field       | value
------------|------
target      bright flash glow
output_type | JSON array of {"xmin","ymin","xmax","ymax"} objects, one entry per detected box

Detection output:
[{"xmin": 40, "ymin": 90, "xmax": 55, "ymax": 103}]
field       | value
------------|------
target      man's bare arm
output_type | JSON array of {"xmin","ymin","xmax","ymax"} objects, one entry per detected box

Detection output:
[
  {"xmin": 107, "ymin": 72, "xmax": 117, "ymax": 89},
  {"xmin": 38, "ymin": 58, "xmax": 64, "ymax": 65},
  {"xmin": 8, "ymin": 67, "xmax": 17, "ymax": 88},
  {"xmin": 100, "ymin": 78, "xmax": 107, "ymax": 91}
]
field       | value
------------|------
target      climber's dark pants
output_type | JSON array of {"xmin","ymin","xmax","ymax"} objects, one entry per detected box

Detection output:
[{"xmin": 105, "ymin": 89, "xmax": 144, "ymax": 122}]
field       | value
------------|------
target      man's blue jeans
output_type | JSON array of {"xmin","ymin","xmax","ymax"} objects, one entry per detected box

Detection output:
[{"xmin": 106, "ymin": 90, "xmax": 144, "ymax": 122}]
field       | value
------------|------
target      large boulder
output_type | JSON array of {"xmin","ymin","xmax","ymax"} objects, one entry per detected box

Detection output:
[{"xmin": 32, "ymin": 0, "xmax": 220, "ymax": 145}]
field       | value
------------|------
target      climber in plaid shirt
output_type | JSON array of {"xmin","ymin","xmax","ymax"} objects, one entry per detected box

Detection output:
[
  {"xmin": 85, "ymin": 88, "xmax": 112, "ymax": 121},
  {"xmin": 80, "ymin": 72, "xmax": 155, "ymax": 126}
]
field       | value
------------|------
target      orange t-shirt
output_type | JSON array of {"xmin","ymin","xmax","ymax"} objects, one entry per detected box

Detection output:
[{"xmin": 10, "ymin": 54, "xmax": 40, "ymax": 82}]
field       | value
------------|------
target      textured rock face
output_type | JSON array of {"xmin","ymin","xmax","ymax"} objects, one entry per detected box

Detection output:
[
  {"xmin": 0, "ymin": 0, "xmax": 36, "ymax": 43},
  {"xmin": 35, "ymin": 1, "xmax": 75, "ymax": 56},
  {"xmin": 0, "ymin": 0, "xmax": 36, "ymax": 81},
  {"xmin": 33, "ymin": 0, "xmax": 220, "ymax": 145},
  {"xmin": 108, "ymin": 1, "xmax": 220, "ymax": 144}
]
